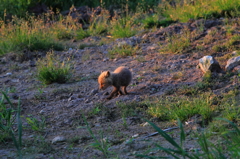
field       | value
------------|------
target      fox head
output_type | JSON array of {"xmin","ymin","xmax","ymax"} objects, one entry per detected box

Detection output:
[{"xmin": 98, "ymin": 71, "xmax": 113, "ymax": 90}]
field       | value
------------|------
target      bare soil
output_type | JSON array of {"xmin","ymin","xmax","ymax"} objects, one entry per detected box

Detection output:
[{"xmin": 0, "ymin": 18, "xmax": 239, "ymax": 158}]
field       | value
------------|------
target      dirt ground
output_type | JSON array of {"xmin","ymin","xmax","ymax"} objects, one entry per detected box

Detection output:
[{"xmin": 0, "ymin": 18, "xmax": 239, "ymax": 158}]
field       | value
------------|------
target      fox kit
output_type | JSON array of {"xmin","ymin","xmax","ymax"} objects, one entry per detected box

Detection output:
[{"xmin": 98, "ymin": 66, "xmax": 132, "ymax": 99}]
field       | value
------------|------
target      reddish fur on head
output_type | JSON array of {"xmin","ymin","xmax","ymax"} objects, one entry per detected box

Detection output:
[{"xmin": 98, "ymin": 71, "xmax": 113, "ymax": 90}]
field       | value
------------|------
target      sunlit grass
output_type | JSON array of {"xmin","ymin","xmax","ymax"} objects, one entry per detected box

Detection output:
[
  {"xmin": 145, "ymin": 94, "xmax": 216, "ymax": 121},
  {"xmin": 162, "ymin": 0, "xmax": 240, "ymax": 22},
  {"xmin": 36, "ymin": 51, "xmax": 74, "ymax": 85}
]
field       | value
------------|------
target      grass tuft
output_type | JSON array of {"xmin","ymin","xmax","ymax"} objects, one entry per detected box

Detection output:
[
  {"xmin": 146, "ymin": 94, "xmax": 215, "ymax": 122},
  {"xmin": 36, "ymin": 51, "xmax": 74, "ymax": 85}
]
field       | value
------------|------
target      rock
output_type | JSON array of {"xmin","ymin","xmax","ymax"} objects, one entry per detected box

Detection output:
[
  {"xmin": 132, "ymin": 134, "xmax": 139, "ymax": 138},
  {"xmin": 225, "ymin": 56, "xmax": 240, "ymax": 71},
  {"xmin": 199, "ymin": 56, "xmax": 222, "ymax": 73},
  {"xmin": 39, "ymin": 110, "xmax": 45, "ymax": 114},
  {"xmin": 6, "ymin": 72, "xmax": 12, "ymax": 76},
  {"xmin": 90, "ymin": 89, "xmax": 98, "ymax": 95},
  {"xmin": 103, "ymin": 58, "xmax": 109, "ymax": 62},
  {"xmin": 52, "ymin": 136, "xmax": 66, "ymax": 144}
]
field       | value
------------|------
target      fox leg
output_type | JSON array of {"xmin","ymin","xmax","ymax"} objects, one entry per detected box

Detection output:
[
  {"xmin": 107, "ymin": 86, "xmax": 119, "ymax": 99},
  {"xmin": 123, "ymin": 86, "xmax": 128, "ymax": 94}
]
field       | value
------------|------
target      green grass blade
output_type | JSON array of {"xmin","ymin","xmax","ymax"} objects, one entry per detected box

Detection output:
[
  {"xmin": 17, "ymin": 98, "xmax": 22, "ymax": 158},
  {"xmin": 178, "ymin": 119, "xmax": 185, "ymax": 148},
  {"xmin": 146, "ymin": 120, "xmax": 181, "ymax": 150},
  {"xmin": 1, "ymin": 91, "xmax": 14, "ymax": 108}
]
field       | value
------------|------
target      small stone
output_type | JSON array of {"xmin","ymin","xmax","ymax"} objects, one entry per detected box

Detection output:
[
  {"xmin": 52, "ymin": 136, "xmax": 66, "ymax": 144},
  {"xmin": 6, "ymin": 72, "xmax": 12, "ymax": 76},
  {"xmin": 225, "ymin": 56, "xmax": 240, "ymax": 71},
  {"xmin": 141, "ymin": 122, "xmax": 150, "ymax": 127},
  {"xmin": 103, "ymin": 58, "xmax": 109, "ymax": 62},
  {"xmin": 11, "ymin": 79, "xmax": 19, "ymax": 83},
  {"xmin": 199, "ymin": 56, "xmax": 222, "ymax": 73},
  {"xmin": 132, "ymin": 134, "xmax": 139, "ymax": 138},
  {"xmin": 39, "ymin": 110, "xmax": 45, "ymax": 114}
]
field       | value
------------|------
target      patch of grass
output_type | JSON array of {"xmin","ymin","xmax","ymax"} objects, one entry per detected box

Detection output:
[
  {"xmin": 145, "ymin": 94, "xmax": 216, "ymax": 122},
  {"xmin": 0, "ymin": 91, "xmax": 22, "ymax": 158},
  {"xmin": 0, "ymin": 15, "xmax": 65, "ymax": 55},
  {"xmin": 36, "ymin": 51, "xmax": 74, "ymax": 85},
  {"xmin": 88, "ymin": 10, "xmax": 109, "ymax": 36},
  {"xmin": 108, "ymin": 44, "xmax": 138, "ymax": 58},
  {"xmin": 110, "ymin": 16, "xmax": 138, "ymax": 39},
  {"xmin": 225, "ymin": 35, "xmax": 240, "ymax": 51},
  {"xmin": 26, "ymin": 115, "xmax": 46, "ymax": 132},
  {"xmin": 160, "ymin": 29, "xmax": 191, "ymax": 54},
  {"xmin": 161, "ymin": 0, "xmax": 240, "ymax": 22},
  {"xmin": 220, "ymin": 90, "xmax": 240, "ymax": 122},
  {"xmin": 140, "ymin": 14, "xmax": 175, "ymax": 28},
  {"xmin": 75, "ymin": 27, "xmax": 90, "ymax": 40},
  {"xmin": 172, "ymin": 71, "xmax": 184, "ymax": 80}
]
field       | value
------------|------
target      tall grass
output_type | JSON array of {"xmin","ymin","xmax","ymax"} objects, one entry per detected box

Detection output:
[
  {"xmin": 0, "ymin": 91, "xmax": 22, "ymax": 158},
  {"xmin": 138, "ymin": 118, "xmax": 240, "ymax": 158},
  {"xmin": 162, "ymin": 0, "xmax": 240, "ymax": 22},
  {"xmin": 110, "ymin": 16, "xmax": 138, "ymax": 39},
  {"xmin": 0, "ymin": 15, "xmax": 64, "ymax": 55}
]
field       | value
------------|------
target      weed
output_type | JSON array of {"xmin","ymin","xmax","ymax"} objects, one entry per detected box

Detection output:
[
  {"xmin": 83, "ymin": 115, "xmax": 112, "ymax": 158},
  {"xmin": 172, "ymin": 71, "xmax": 184, "ymax": 80},
  {"xmin": 139, "ymin": 118, "xmax": 240, "ymax": 158},
  {"xmin": 161, "ymin": 30, "xmax": 191, "ymax": 54},
  {"xmin": 88, "ymin": 10, "xmax": 109, "ymax": 36},
  {"xmin": 0, "ymin": 91, "xmax": 22, "ymax": 158},
  {"xmin": 224, "ymin": 35, "xmax": 240, "ymax": 51},
  {"xmin": 141, "ymin": 15, "xmax": 175, "ymax": 28},
  {"xmin": 68, "ymin": 136, "xmax": 81, "ymax": 145},
  {"xmin": 108, "ymin": 44, "xmax": 138, "ymax": 58},
  {"xmin": 36, "ymin": 51, "xmax": 74, "ymax": 85},
  {"xmin": 26, "ymin": 115, "xmax": 46, "ymax": 132},
  {"xmin": 75, "ymin": 27, "xmax": 90, "ymax": 40}
]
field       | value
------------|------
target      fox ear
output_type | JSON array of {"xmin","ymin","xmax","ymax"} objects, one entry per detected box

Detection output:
[{"xmin": 106, "ymin": 71, "xmax": 110, "ymax": 77}]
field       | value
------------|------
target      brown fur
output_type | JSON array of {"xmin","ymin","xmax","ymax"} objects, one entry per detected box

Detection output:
[{"xmin": 98, "ymin": 66, "xmax": 132, "ymax": 99}]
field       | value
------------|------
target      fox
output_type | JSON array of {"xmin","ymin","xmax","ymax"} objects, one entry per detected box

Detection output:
[{"xmin": 98, "ymin": 66, "xmax": 132, "ymax": 99}]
